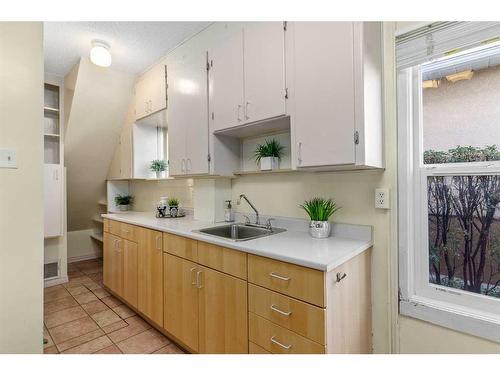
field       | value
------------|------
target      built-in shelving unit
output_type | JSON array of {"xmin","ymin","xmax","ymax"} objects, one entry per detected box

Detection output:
[
  {"xmin": 44, "ymin": 84, "xmax": 61, "ymax": 165},
  {"xmin": 90, "ymin": 233, "xmax": 103, "ymax": 243}
]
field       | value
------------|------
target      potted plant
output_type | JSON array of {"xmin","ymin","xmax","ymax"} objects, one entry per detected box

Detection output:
[
  {"xmin": 299, "ymin": 197, "xmax": 340, "ymax": 238},
  {"xmin": 150, "ymin": 159, "xmax": 168, "ymax": 179},
  {"xmin": 168, "ymin": 197, "xmax": 179, "ymax": 217},
  {"xmin": 114, "ymin": 195, "xmax": 134, "ymax": 211},
  {"xmin": 253, "ymin": 138, "xmax": 285, "ymax": 171}
]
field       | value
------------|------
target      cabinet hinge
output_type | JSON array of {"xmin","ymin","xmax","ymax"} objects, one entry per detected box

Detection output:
[
  {"xmin": 207, "ymin": 153, "xmax": 211, "ymax": 162},
  {"xmin": 285, "ymin": 88, "xmax": 289, "ymax": 99},
  {"xmin": 283, "ymin": 21, "xmax": 287, "ymax": 31},
  {"xmin": 354, "ymin": 131, "xmax": 360, "ymax": 145},
  {"xmin": 211, "ymin": 112, "xmax": 214, "ymax": 120}
]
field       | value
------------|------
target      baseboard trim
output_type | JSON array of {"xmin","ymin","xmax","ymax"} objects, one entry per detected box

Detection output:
[
  {"xmin": 44, "ymin": 275, "xmax": 69, "ymax": 288},
  {"xmin": 68, "ymin": 253, "xmax": 100, "ymax": 264}
]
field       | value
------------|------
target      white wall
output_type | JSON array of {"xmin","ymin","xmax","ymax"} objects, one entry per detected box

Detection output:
[{"xmin": 0, "ymin": 22, "xmax": 44, "ymax": 353}]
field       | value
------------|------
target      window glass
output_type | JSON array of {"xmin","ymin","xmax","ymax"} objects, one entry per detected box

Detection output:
[
  {"xmin": 427, "ymin": 174, "xmax": 500, "ymax": 298},
  {"xmin": 422, "ymin": 55, "xmax": 500, "ymax": 164}
]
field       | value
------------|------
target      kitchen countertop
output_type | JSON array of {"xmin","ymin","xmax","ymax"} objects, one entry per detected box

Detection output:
[{"xmin": 102, "ymin": 211, "xmax": 373, "ymax": 272}]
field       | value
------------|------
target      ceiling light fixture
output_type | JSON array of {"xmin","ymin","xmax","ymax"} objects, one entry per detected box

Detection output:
[{"xmin": 90, "ymin": 40, "xmax": 112, "ymax": 67}]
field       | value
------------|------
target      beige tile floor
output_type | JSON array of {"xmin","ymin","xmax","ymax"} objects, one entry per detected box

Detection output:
[{"xmin": 43, "ymin": 258, "xmax": 185, "ymax": 354}]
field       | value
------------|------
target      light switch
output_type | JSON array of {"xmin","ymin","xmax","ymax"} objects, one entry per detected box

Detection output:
[{"xmin": 0, "ymin": 148, "xmax": 17, "ymax": 169}]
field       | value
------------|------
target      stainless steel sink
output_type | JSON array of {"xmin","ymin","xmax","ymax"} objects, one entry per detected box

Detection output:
[{"xmin": 195, "ymin": 223, "xmax": 286, "ymax": 242}]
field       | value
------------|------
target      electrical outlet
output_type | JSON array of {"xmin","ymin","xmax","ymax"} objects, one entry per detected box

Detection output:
[
  {"xmin": 375, "ymin": 188, "xmax": 390, "ymax": 209},
  {"xmin": 0, "ymin": 148, "xmax": 17, "ymax": 169}
]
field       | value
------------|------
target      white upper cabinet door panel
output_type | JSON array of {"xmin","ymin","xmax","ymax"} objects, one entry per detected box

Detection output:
[
  {"xmin": 179, "ymin": 52, "xmax": 210, "ymax": 175},
  {"xmin": 150, "ymin": 62, "xmax": 167, "ymax": 114},
  {"xmin": 134, "ymin": 76, "xmax": 149, "ymax": 121},
  {"xmin": 243, "ymin": 22, "xmax": 286, "ymax": 123},
  {"xmin": 210, "ymin": 26, "xmax": 245, "ymax": 131},
  {"xmin": 292, "ymin": 22, "xmax": 356, "ymax": 167},
  {"xmin": 167, "ymin": 52, "xmax": 209, "ymax": 176}
]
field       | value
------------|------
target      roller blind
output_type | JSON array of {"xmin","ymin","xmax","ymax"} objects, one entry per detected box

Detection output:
[{"xmin": 396, "ymin": 22, "xmax": 500, "ymax": 69}]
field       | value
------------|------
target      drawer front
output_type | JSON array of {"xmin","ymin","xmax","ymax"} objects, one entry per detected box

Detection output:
[
  {"xmin": 249, "ymin": 341, "xmax": 271, "ymax": 354},
  {"xmin": 106, "ymin": 219, "xmax": 121, "ymax": 237},
  {"xmin": 248, "ymin": 255, "xmax": 325, "ymax": 307},
  {"xmin": 197, "ymin": 241, "xmax": 247, "ymax": 280},
  {"xmin": 248, "ymin": 284, "xmax": 326, "ymax": 345},
  {"xmin": 163, "ymin": 233, "xmax": 198, "ymax": 262},
  {"xmin": 249, "ymin": 313, "xmax": 325, "ymax": 354},
  {"xmin": 119, "ymin": 222, "xmax": 139, "ymax": 242}
]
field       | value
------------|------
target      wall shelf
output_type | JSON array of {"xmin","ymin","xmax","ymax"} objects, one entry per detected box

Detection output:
[
  {"xmin": 92, "ymin": 216, "xmax": 104, "ymax": 224},
  {"xmin": 98, "ymin": 200, "xmax": 107, "ymax": 206},
  {"xmin": 233, "ymin": 168, "xmax": 295, "ymax": 176},
  {"xmin": 90, "ymin": 233, "xmax": 103, "ymax": 242}
]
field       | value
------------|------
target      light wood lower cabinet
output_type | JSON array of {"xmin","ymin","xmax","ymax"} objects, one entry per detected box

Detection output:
[
  {"xmin": 103, "ymin": 232, "xmax": 123, "ymax": 296},
  {"xmin": 138, "ymin": 227, "xmax": 163, "ymax": 327},
  {"xmin": 198, "ymin": 266, "xmax": 248, "ymax": 353},
  {"xmin": 123, "ymin": 240, "xmax": 138, "ymax": 308},
  {"xmin": 163, "ymin": 253, "xmax": 199, "ymax": 352}
]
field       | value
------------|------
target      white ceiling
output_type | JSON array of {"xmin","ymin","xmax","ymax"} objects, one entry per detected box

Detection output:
[{"xmin": 44, "ymin": 22, "xmax": 211, "ymax": 76}]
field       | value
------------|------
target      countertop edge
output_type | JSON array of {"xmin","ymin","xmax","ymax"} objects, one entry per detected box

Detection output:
[{"xmin": 102, "ymin": 213, "xmax": 373, "ymax": 272}]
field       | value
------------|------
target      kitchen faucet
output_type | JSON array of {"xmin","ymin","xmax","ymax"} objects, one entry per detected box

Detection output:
[{"xmin": 237, "ymin": 194, "xmax": 260, "ymax": 225}]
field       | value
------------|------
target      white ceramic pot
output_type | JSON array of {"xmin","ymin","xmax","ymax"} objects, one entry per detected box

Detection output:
[
  {"xmin": 118, "ymin": 204, "xmax": 129, "ymax": 211},
  {"xmin": 309, "ymin": 221, "xmax": 331, "ymax": 238},
  {"xmin": 260, "ymin": 157, "xmax": 280, "ymax": 171},
  {"xmin": 155, "ymin": 171, "xmax": 165, "ymax": 179}
]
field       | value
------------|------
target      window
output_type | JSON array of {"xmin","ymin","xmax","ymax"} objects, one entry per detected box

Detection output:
[{"xmin": 398, "ymin": 24, "xmax": 500, "ymax": 343}]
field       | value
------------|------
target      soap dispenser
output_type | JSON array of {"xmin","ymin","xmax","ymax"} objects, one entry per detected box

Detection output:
[{"xmin": 224, "ymin": 200, "xmax": 234, "ymax": 222}]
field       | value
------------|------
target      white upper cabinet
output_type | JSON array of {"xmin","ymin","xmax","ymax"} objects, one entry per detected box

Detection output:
[
  {"xmin": 211, "ymin": 26, "xmax": 245, "ymax": 132},
  {"xmin": 243, "ymin": 22, "xmax": 286, "ymax": 124},
  {"xmin": 167, "ymin": 51, "xmax": 210, "ymax": 176},
  {"xmin": 287, "ymin": 22, "xmax": 383, "ymax": 170},
  {"xmin": 212, "ymin": 22, "xmax": 286, "ymax": 132},
  {"xmin": 135, "ymin": 61, "xmax": 167, "ymax": 121}
]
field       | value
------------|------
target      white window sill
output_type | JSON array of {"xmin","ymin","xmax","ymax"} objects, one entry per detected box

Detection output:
[{"xmin": 400, "ymin": 297, "xmax": 500, "ymax": 343}]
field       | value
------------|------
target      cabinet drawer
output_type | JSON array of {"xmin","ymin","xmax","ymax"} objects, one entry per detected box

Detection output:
[
  {"xmin": 249, "ymin": 341, "xmax": 271, "ymax": 354},
  {"xmin": 248, "ymin": 284, "xmax": 326, "ymax": 345},
  {"xmin": 249, "ymin": 313, "xmax": 325, "ymax": 354},
  {"xmin": 105, "ymin": 219, "xmax": 121, "ymax": 237},
  {"xmin": 118, "ymin": 222, "xmax": 139, "ymax": 242},
  {"xmin": 163, "ymin": 233, "xmax": 198, "ymax": 262},
  {"xmin": 248, "ymin": 255, "xmax": 325, "ymax": 307},
  {"xmin": 197, "ymin": 241, "xmax": 247, "ymax": 280}
]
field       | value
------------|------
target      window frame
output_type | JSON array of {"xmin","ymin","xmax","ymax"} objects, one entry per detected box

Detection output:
[{"xmin": 398, "ymin": 65, "xmax": 500, "ymax": 343}]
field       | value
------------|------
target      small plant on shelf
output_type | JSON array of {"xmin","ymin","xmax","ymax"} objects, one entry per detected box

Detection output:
[
  {"xmin": 299, "ymin": 197, "xmax": 340, "ymax": 239},
  {"xmin": 150, "ymin": 159, "xmax": 168, "ymax": 178},
  {"xmin": 114, "ymin": 195, "xmax": 134, "ymax": 211},
  {"xmin": 253, "ymin": 138, "xmax": 285, "ymax": 171}
]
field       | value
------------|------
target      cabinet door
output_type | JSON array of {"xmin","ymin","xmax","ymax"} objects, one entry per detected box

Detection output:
[
  {"xmin": 167, "ymin": 52, "xmax": 209, "ymax": 176},
  {"xmin": 149, "ymin": 62, "xmax": 167, "ymax": 115},
  {"xmin": 103, "ymin": 232, "xmax": 113, "ymax": 290},
  {"xmin": 243, "ymin": 22, "xmax": 286, "ymax": 123},
  {"xmin": 123, "ymin": 240, "xmax": 138, "ymax": 308},
  {"xmin": 138, "ymin": 228, "xmax": 164, "ymax": 326},
  {"xmin": 198, "ymin": 266, "xmax": 248, "ymax": 353},
  {"xmin": 210, "ymin": 26, "xmax": 245, "ymax": 131},
  {"xmin": 134, "ymin": 75, "xmax": 149, "ymax": 121},
  {"xmin": 44, "ymin": 164, "xmax": 63, "ymax": 237},
  {"xmin": 163, "ymin": 254, "xmax": 199, "ymax": 352},
  {"xmin": 291, "ymin": 22, "xmax": 356, "ymax": 167}
]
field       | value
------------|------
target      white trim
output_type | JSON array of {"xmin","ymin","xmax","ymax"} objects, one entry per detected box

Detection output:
[
  {"xmin": 397, "ymin": 63, "xmax": 500, "ymax": 343},
  {"xmin": 67, "ymin": 253, "xmax": 99, "ymax": 264},
  {"xmin": 44, "ymin": 275, "xmax": 69, "ymax": 288}
]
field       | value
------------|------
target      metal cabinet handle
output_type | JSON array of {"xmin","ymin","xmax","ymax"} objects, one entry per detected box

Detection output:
[
  {"xmin": 270, "ymin": 336, "xmax": 292, "ymax": 350},
  {"xmin": 270, "ymin": 304, "xmax": 292, "ymax": 316},
  {"xmin": 237, "ymin": 104, "xmax": 242, "ymax": 122},
  {"xmin": 297, "ymin": 142, "xmax": 302, "ymax": 164},
  {"xmin": 121, "ymin": 228, "xmax": 130, "ymax": 233},
  {"xmin": 186, "ymin": 158, "xmax": 192, "ymax": 172},
  {"xmin": 190, "ymin": 267, "xmax": 197, "ymax": 286},
  {"xmin": 181, "ymin": 159, "xmax": 186, "ymax": 173},
  {"xmin": 269, "ymin": 272, "xmax": 291, "ymax": 282},
  {"xmin": 245, "ymin": 101, "xmax": 250, "ymax": 120},
  {"xmin": 196, "ymin": 270, "xmax": 203, "ymax": 288},
  {"xmin": 336, "ymin": 272, "xmax": 347, "ymax": 283}
]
